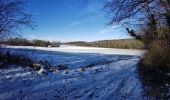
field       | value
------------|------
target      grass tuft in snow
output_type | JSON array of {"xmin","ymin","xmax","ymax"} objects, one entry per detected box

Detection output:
[{"xmin": 0, "ymin": 51, "xmax": 52, "ymax": 74}]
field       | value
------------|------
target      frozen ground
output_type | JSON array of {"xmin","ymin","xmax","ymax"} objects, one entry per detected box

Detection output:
[
  {"xmin": 2, "ymin": 45, "xmax": 145, "ymax": 56},
  {"xmin": 0, "ymin": 45, "xmax": 144, "ymax": 100}
]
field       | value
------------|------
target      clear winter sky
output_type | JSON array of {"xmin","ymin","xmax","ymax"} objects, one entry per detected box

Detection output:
[{"xmin": 24, "ymin": 0, "xmax": 131, "ymax": 42}]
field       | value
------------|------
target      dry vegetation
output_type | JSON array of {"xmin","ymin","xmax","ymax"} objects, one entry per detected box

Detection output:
[{"xmin": 65, "ymin": 39, "xmax": 144, "ymax": 49}]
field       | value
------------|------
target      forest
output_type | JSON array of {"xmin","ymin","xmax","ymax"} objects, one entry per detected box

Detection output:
[
  {"xmin": 65, "ymin": 39, "xmax": 144, "ymax": 49},
  {"xmin": 0, "ymin": 38, "xmax": 60, "ymax": 47}
]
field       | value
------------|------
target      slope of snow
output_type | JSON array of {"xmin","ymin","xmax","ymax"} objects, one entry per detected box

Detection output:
[
  {"xmin": 0, "ymin": 47, "xmax": 140, "ymax": 69},
  {"xmin": 0, "ymin": 46, "xmax": 145, "ymax": 100},
  {"xmin": 0, "ymin": 57, "xmax": 143, "ymax": 100}
]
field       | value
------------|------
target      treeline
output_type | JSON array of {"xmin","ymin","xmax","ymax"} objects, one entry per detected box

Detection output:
[
  {"xmin": 65, "ymin": 39, "xmax": 144, "ymax": 49},
  {"xmin": 0, "ymin": 38, "xmax": 60, "ymax": 47}
]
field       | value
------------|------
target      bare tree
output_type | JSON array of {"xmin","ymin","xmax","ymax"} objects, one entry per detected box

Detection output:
[
  {"xmin": 104, "ymin": 0, "xmax": 170, "ymax": 43},
  {"xmin": 0, "ymin": 0, "xmax": 35, "ymax": 40}
]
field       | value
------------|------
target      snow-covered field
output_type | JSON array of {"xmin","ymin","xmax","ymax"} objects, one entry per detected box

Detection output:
[
  {"xmin": 0, "ymin": 45, "xmax": 145, "ymax": 100},
  {"xmin": 2, "ymin": 45, "xmax": 145, "ymax": 56}
]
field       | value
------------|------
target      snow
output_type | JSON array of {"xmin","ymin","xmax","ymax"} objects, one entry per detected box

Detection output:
[
  {"xmin": 37, "ymin": 67, "xmax": 46, "ymax": 75},
  {"xmin": 0, "ymin": 45, "xmax": 144, "ymax": 99},
  {"xmin": 2, "ymin": 45, "xmax": 145, "ymax": 56},
  {"xmin": 0, "ymin": 46, "xmax": 141, "ymax": 69}
]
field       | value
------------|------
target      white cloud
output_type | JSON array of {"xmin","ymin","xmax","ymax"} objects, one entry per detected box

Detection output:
[
  {"xmin": 70, "ymin": 21, "xmax": 83, "ymax": 26},
  {"xmin": 66, "ymin": 20, "xmax": 86, "ymax": 29},
  {"xmin": 98, "ymin": 25, "xmax": 120, "ymax": 35},
  {"xmin": 66, "ymin": 21, "xmax": 83, "ymax": 29}
]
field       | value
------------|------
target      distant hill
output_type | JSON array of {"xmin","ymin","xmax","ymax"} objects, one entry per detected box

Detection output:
[{"xmin": 64, "ymin": 39, "xmax": 144, "ymax": 49}]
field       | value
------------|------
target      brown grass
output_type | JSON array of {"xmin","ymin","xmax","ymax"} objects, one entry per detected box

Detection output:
[
  {"xmin": 137, "ymin": 40, "xmax": 170, "ymax": 99},
  {"xmin": 141, "ymin": 40, "xmax": 170, "ymax": 72}
]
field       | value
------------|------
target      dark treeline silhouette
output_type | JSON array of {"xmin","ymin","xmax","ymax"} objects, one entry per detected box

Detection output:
[
  {"xmin": 0, "ymin": 0, "xmax": 42, "ymax": 70},
  {"xmin": 65, "ymin": 39, "xmax": 144, "ymax": 49},
  {"xmin": 0, "ymin": 38, "xmax": 60, "ymax": 47},
  {"xmin": 105, "ymin": 0, "xmax": 170, "ymax": 70},
  {"xmin": 0, "ymin": 0, "xmax": 35, "ymax": 40}
]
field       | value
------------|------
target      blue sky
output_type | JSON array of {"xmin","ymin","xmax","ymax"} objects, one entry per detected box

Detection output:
[{"xmin": 23, "ymin": 0, "xmax": 130, "ymax": 42}]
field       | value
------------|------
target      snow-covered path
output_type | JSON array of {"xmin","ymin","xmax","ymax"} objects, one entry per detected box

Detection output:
[{"xmin": 0, "ymin": 46, "xmax": 144, "ymax": 100}]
